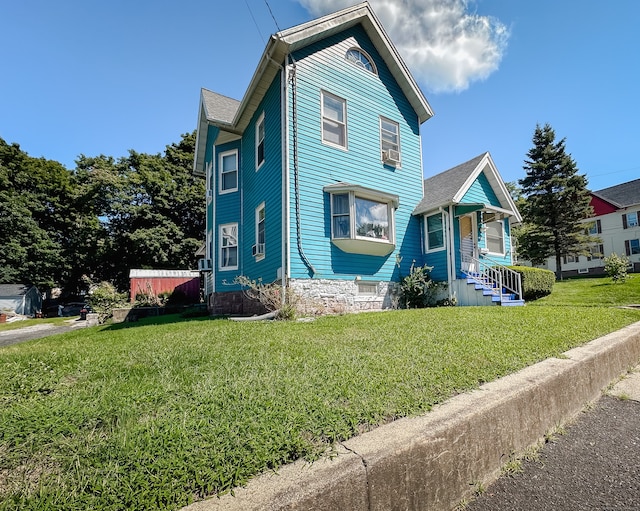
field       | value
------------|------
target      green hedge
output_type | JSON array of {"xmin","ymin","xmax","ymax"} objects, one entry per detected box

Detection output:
[{"xmin": 509, "ymin": 266, "xmax": 555, "ymax": 300}]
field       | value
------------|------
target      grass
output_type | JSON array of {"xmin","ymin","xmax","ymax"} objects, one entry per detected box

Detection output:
[
  {"xmin": 1, "ymin": 277, "xmax": 639, "ymax": 510},
  {"xmin": 530, "ymin": 274, "xmax": 640, "ymax": 307}
]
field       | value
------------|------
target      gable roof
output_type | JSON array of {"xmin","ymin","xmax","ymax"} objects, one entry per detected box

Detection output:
[
  {"xmin": 0, "ymin": 284, "xmax": 33, "ymax": 297},
  {"xmin": 194, "ymin": 1, "xmax": 433, "ymax": 174},
  {"xmin": 591, "ymin": 178, "xmax": 640, "ymax": 209},
  {"xmin": 413, "ymin": 152, "xmax": 522, "ymax": 222}
]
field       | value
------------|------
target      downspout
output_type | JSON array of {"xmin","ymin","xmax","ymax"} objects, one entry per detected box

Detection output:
[
  {"xmin": 289, "ymin": 56, "xmax": 317, "ymax": 277},
  {"xmin": 281, "ymin": 57, "xmax": 289, "ymax": 307}
]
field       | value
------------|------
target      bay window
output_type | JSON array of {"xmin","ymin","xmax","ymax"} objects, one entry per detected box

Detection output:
[{"xmin": 325, "ymin": 184, "xmax": 397, "ymax": 256}]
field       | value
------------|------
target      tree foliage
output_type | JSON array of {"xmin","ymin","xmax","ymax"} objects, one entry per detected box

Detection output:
[
  {"xmin": 517, "ymin": 124, "xmax": 596, "ymax": 279},
  {"xmin": 0, "ymin": 132, "xmax": 204, "ymax": 295}
]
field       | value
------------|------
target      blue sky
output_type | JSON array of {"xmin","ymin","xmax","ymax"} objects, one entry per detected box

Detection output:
[{"xmin": 1, "ymin": 0, "xmax": 638, "ymax": 192}]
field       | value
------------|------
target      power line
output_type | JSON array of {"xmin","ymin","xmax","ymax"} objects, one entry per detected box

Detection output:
[
  {"xmin": 264, "ymin": 0, "xmax": 282, "ymax": 32},
  {"xmin": 244, "ymin": 0, "xmax": 265, "ymax": 44}
]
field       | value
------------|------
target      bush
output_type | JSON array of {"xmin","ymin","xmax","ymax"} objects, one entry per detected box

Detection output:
[
  {"xmin": 399, "ymin": 263, "xmax": 448, "ymax": 308},
  {"xmin": 509, "ymin": 266, "xmax": 555, "ymax": 300},
  {"xmin": 604, "ymin": 253, "xmax": 630, "ymax": 283},
  {"xmin": 233, "ymin": 276, "xmax": 300, "ymax": 320},
  {"xmin": 85, "ymin": 281, "xmax": 129, "ymax": 323}
]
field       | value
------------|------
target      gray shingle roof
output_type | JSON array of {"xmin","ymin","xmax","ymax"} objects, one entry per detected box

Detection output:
[
  {"xmin": 201, "ymin": 89, "xmax": 240, "ymax": 124},
  {"xmin": 592, "ymin": 178, "xmax": 640, "ymax": 208},
  {"xmin": 413, "ymin": 153, "xmax": 486, "ymax": 213},
  {"xmin": 0, "ymin": 284, "xmax": 30, "ymax": 297}
]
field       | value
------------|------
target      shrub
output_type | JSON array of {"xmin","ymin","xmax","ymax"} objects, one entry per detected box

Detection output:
[
  {"xmin": 509, "ymin": 266, "xmax": 555, "ymax": 300},
  {"xmin": 399, "ymin": 263, "xmax": 448, "ymax": 308},
  {"xmin": 233, "ymin": 276, "xmax": 300, "ymax": 320},
  {"xmin": 604, "ymin": 253, "xmax": 630, "ymax": 283},
  {"xmin": 85, "ymin": 281, "xmax": 129, "ymax": 323}
]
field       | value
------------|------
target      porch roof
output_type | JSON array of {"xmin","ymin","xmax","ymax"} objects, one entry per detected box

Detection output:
[{"xmin": 413, "ymin": 152, "xmax": 522, "ymax": 222}]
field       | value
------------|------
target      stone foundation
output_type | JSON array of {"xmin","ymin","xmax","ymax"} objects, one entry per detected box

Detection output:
[
  {"xmin": 289, "ymin": 278, "xmax": 398, "ymax": 315},
  {"xmin": 209, "ymin": 290, "xmax": 268, "ymax": 317},
  {"xmin": 207, "ymin": 279, "xmax": 399, "ymax": 317}
]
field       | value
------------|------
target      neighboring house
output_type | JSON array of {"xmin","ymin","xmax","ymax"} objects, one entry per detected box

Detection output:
[
  {"xmin": 193, "ymin": 2, "xmax": 521, "ymax": 313},
  {"xmin": 0, "ymin": 284, "xmax": 43, "ymax": 316},
  {"xmin": 541, "ymin": 178, "xmax": 640, "ymax": 277},
  {"xmin": 129, "ymin": 270, "xmax": 201, "ymax": 304}
]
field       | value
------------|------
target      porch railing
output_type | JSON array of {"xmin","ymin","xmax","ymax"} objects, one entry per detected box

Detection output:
[{"xmin": 461, "ymin": 253, "xmax": 523, "ymax": 301}]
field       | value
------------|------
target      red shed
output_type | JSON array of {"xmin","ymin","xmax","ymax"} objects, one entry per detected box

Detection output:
[{"xmin": 129, "ymin": 269, "xmax": 200, "ymax": 304}]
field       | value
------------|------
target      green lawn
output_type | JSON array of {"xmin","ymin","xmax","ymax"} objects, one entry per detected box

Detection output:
[
  {"xmin": 531, "ymin": 274, "xmax": 640, "ymax": 307},
  {"xmin": 1, "ymin": 278, "xmax": 639, "ymax": 510}
]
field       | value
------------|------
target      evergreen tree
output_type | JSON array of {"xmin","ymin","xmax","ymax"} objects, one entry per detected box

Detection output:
[{"xmin": 518, "ymin": 123, "xmax": 595, "ymax": 279}]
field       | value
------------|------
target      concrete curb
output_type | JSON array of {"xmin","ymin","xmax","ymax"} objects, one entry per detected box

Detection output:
[{"xmin": 183, "ymin": 321, "xmax": 640, "ymax": 511}]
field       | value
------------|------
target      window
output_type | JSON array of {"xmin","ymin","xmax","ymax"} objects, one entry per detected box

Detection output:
[
  {"xmin": 357, "ymin": 282, "xmax": 378, "ymax": 296},
  {"xmin": 325, "ymin": 184, "xmax": 398, "ymax": 256},
  {"xmin": 587, "ymin": 244, "xmax": 604, "ymax": 261},
  {"xmin": 255, "ymin": 113, "xmax": 265, "ymax": 170},
  {"xmin": 331, "ymin": 193, "xmax": 351, "ymax": 238},
  {"xmin": 425, "ymin": 213, "xmax": 445, "ymax": 251},
  {"xmin": 623, "ymin": 211, "xmax": 639, "ymax": 229},
  {"xmin": 625, "ymin": 239, "xmax": 640, "ymax": 256},
  {"xmin": 219, "ymin": 150, "xmax": 238, "ymax": 193},
  {"xmin": 380, "ymin": 117, "xmax": 400, "ymax": 165},
  {"xmin": 345, "ymin": 48, "xmax": 376, "ymax": 74},
  {"xmin": 564, "ymin": 254, "xmax": 578, "ymax": 264},
  {"xmin": 255, "ymin": 203, "xmax": 265, "ymax": 259},
  {"xmin": 219, "ymin": 223, "xmax": 238, "ymax": 270},
  {"xmin": 322, "ymin": 91, "xmax": 347, "ymax": 148},
  {"xmin": 588, "ymin": 219, "xmax": 601, "ymax": 235},
  {"xmin": 484, "ymin": 214, "xmax": 504, "ymax": 254}
]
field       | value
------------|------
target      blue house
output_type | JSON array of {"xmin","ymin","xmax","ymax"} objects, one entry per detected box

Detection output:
[{"xmin": 193, "ymin": 2, "xmax": 522, "ymax": 313}]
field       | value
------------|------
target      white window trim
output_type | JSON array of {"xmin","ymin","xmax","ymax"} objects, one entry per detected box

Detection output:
[
  {"xmin": 484, "ymin": 219, "xmax": 505, "ymax": 256},
  {"xmin": 255, "ymin": 202, "xmax": 265, "ymax": 261},
  {"xmin": 345, "ymin": 47, "xmax": 377, "ymax": 74},
  {"xmin": 325, "ymin": 185, "xmax": 397, "ymax": 256},
  {"xmin": 218, "ymin": 149, "xmax": 238, "ymax": 195},
  {"xmin": 219, "ymin": 222, "xmax": 238, "ymax": 271},
  {"xmin": 321, "ymin": 90, "xmax": 347, "ymax": 150},
  {"xmin": 380, "ymin": 116, "xmax": 401, "ymax": 166},
  {"xmin": 627, "ymin": 211, "xmax": 639, "ymax": 228},
  {"xmin": 425, "ymin": 212, "xmax": 446, "ymax": 253},
  {"xmin": 255, "ymin": 112, "xmax": 265, "ymax": 171}
]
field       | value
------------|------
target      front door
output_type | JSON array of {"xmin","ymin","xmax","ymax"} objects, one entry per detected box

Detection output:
[{"xmin": 459, "ymin": 214, "xmax": 477, "ymax": 274}]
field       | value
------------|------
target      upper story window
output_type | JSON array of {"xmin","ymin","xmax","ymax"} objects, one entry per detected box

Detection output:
[
  {"xmin": 425, "ymin": 213, "xmax": 445, "ymax": 251},
  {"xmin": 380, "ymin": 117, "xmax": 401, "ymax": 166},
  {"xmin": 256, "ymin": 112, "xmax": 265, "ymax": 170},
  {"xmin": 219, "ymin": 150, "xmax": 238, "ymax": 194},
  {"xmin": 623, "ymin": 211, "xmax": 639, "ymax": 229},
  {"xmin": 325, "ymin": 183, "xmax": 398, "ymax": 256},
  {"xmin": 321, "ymin": 91, "xmax": 347, "ymax": 149},
  {"xmin": 346, "ymin": 48, "xmax": 376, "ymax": 74}
]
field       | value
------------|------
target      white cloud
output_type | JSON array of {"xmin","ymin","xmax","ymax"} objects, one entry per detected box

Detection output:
[{"xmin": 296, "ymin": 0, "xmax": 509, "ymax": 93}]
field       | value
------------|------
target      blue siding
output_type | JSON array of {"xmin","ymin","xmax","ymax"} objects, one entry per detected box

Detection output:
[
  {"xmin": 287, "ymin": 25, "xmax": 424, "ymax": 282},
  {"xmin": 212, "ymin": 73, "xmax": 284, "ymax": 291},
  {"xmin": 460, "ymin": 172, "xmax": 501, "ymax": 207}
]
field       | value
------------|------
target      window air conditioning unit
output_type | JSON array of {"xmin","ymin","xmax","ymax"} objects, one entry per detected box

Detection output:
[
  {"xmin": 198, "ymin": 258, "xmax": 213, "ymax": 271},
  {"xmin": 382, "ymin": 149, "xmax": 400, "ymax": 166},
  {"xmin": 252, "ymin": 243, "xmax": 265, "ymax": 256}
]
